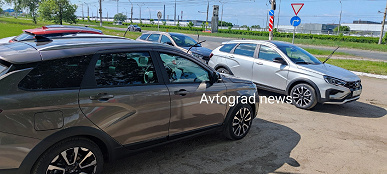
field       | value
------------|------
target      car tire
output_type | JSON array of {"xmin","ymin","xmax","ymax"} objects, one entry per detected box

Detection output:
[
  {"xmin": 290, "ymin": 83, "xmax": 318, "ymax": 110},
  {"xmin": 216, "ymin": 67, "xmax": 231, "ymax": 75},
  {"xmin": 32, "ymin": 137, "xmax": 104, "ymax": 174},
  {"xmin": 223, "ymin": 104, "xmax": 254, "ymax": 140}
]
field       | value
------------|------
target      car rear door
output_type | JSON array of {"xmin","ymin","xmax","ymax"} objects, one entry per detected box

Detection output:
[
  {"xmin": 227, "ymin": 43, "xmax": 258, "ymax": 81},
  {"xmin": 78, "ymin": 48, "xmax": 171, "ymax": 146},
  {"xmin": 154, "ymin": 50, "xmax": 227, "ymax": 136},
  {"xmin": 252, "ymin": 45, "xmax": 289, "ymax": 91}
]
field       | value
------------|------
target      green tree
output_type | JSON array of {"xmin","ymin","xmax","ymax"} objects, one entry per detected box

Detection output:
[
  {"xmin": 187, "ymin": 21, "xmax": 194, "ymax": 30},
  {"xmin": 251, "ymin": 25, "xmax": 261, "ymax": 29},
  {"xmin": 218, "ymin": 20, "xmax": 233, "ymax": 27},
  {"xmin": 0, "ymin": 7, "xmax": 2, "ymax": 14},
  {"xmin": 38, "ymin": 0, "xmax": 77, "ymax": 25},
  {"xmin": 162, "ymin": 21, "xmax": 166, "ymax": 25},
  {"xmin": 5, "ymin": 0, "xmax": 40, "ymax": 23},
  {"xmin": 201, "ymin": 21, "xmax": 205, "ymax": 31},
  {"xmin": 114, "ymin": 13, "xmax": 126, "ymax": 22},
  {"xmin": 334, "ymin": 26, "xmax": 350, "ymax": 32},
  {"xmin": 150, "ymin": 18, "xmax": 154, "ymax": 25}
]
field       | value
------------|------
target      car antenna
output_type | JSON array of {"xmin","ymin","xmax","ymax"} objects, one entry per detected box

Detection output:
[
  {"xmin": 187, "ymin": 40, "xmax": 206, "ymax": 53},
  {"xmin": 323, "ymin": 46, "xmax": 340, "ymax": 64}
]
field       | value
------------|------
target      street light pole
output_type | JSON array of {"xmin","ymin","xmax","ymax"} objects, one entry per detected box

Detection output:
[
  {"xmin": 124, "ymin": 8, "xmax": 128, "ymax": 22},
  {"xmin": 147, "ymin": 7, "xmax": 151, "ymax": 20},
  {"xmin": 129, "ymin": 0, "xmax": 133, "ymax": 23},
  {"xmin": 174, "ymin": 0, "xmax": 176, "ymax": 25},
  {"xmin": 219, "ymin": 0, "xmax": 225, "ymax": 29},
  {"xmin": 138, "ymin": 4, "xmax": 143, "ymax": 24},
  {"xmin": 206, "ymin": 1, "xmax": 209, "ymax": 30},
  {"xmin": 99, "ymin": 0, "xmax": 102, "ymax": 27},
  {"xmin": 379, "ymin": 0, "xmax": 387, "ymax": 44},
  {"xmin": 338, "ymin": 0, "xmax": 342, "ymax": 35},
  {"xmin": 105, "ymin": 8, "xmax": 108, "ymax": 22},
  {"xmin": 277, "ymin": 0, "xmax": 281, "ymax": 29},
  {"xmin": 84, "ymin": 2, "xmax": 89, "ymax": 19},
  {"xmin": 116, "ymin": 0, "xmax": 119, "ymax": 15}
]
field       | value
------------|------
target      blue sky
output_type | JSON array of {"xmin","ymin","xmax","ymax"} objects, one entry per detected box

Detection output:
[{"xmin": 3, "ymin": 0, "xmax": 387, "ymax": 26}]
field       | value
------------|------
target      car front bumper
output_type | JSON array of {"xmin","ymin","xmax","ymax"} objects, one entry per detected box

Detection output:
[{"xmin": 320, "ymin": 85, "xmax": 362, "ymax": 104}]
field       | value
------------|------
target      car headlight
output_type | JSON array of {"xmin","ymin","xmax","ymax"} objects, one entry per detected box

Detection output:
[{"xmin": 324, "ymin": 75, "xmax": 347, "ymax": 87}]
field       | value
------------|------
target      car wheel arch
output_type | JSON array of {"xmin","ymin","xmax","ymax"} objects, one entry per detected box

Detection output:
[
  {"xmin": 287, "ymin": 79, "xmax": 322, "ymax": 102},
  {"xmin": 17, "ymin": 126, "xmax": 121, "ymax": 174},
  {"xmin": 214, "ymin": 64, "xmax": 234, "ymax": 75}
]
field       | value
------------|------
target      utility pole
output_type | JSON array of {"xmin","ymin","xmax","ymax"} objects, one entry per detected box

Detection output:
[
  {"xmin": 105, "ymin": 8, "xmax": 108, "ymax": 21},
  {"xmin": 147, "ymin": 7, "xmax": 151, "ymax": 20},
  {"xmin": 124, "ymin": 8, "xmax": 128, "ymax": 22},
  {"xmin": 338, "ymin": 0, "xmax": 342, "ymax": 35},
  {"xmin": 277, "ymin": 0, "xmax": 281, "ymax": 29},
  {"xmin": 269, "ymin": 0, "xmax": 276, "ymax": 40},
  {"xmin": 116, "ymin": 0, "xmax": 119, "ymax": 15},
  {"xmin": 129, "ymin": 0, "xmax": 133, "ymax": 23},
  {"xmin": 164, "ymin": 5, "xmax": 166, "ymax": 21},
  {"xmin": 79, "ymin": 1, "xmax": 84, "ymax": 19},
  {"xmin": 174, "ymin": 0, "xmax": 177, "ymax": 25},
  {"xmin": 379, "ymin": 0, "xmax": 387, "ymax": 44},
  {"xmin": 181, "ymin": 11, "xmax": 183, "ymax": 20},
  {"xmin": 219, "ymin": 0, "xmax": 225, "ymax": 28},
  {"xmin": 99, "ymin": 0, "xmax": 102, "ymax": 27},
  {"xmin": 206, "ymin": 1, "xmax": 209, "ymax": 30},
  {"xmin": 84, "ymin": 2, "xmax": 89, "ymax": 19}
]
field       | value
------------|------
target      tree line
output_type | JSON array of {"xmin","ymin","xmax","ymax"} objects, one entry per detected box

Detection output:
[{"xmin": 1, "ymin": 0, "xmax": 77, "ymax": 25}]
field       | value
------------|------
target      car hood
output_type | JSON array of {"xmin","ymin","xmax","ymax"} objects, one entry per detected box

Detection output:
[
  {"xmin": 182, "ymin": 46, "xmax": 212, "ymax": 56},
  {"xmin": 298, "ymin": 63, "xmax": 360, "ymax": 82}
]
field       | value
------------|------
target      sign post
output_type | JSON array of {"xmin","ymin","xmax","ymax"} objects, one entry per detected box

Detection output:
[
  {"xmin": 157, "ymin": 11, "xmax": 162, "ymax": 31},
  {"xmin": 290, "ymin": 3, "xmax": 304, "ymax": 44},
  {"xmin": 268, "ymin": 0, "xmax": 276, "ymax": 40}
]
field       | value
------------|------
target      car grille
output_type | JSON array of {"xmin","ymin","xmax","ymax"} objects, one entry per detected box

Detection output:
[{"xmin": 345, "ymin": 80, "xmax": 361, "ymax": 89}]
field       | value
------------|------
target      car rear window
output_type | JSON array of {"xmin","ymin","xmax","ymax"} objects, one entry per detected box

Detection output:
[
  {"xmin": 13, "ymin": 32, "xmax": 35, "ymax": 41},
  {"xmin": 219, "ymin": 44, "xmax": 237, "ymax": 53},
  {"xmin": 18, "ymin": 55, "xmax": 93, "ymax": 90},
  {"xmin": 139, "ymin": 34, "xmax": 150, "ymax": 40}
]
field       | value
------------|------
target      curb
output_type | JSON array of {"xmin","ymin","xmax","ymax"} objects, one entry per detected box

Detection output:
[{"xmin": 352, "ymin": 71, "xmax": 387, "ymax": 80}]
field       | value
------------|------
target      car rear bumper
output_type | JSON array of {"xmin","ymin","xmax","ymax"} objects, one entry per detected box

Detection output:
[{"xmin": 0, "ymin": 131, "xmax": 40, "ymax": 170}]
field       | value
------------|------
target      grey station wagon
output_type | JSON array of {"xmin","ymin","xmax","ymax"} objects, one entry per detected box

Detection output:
[{"xmin": 0, "ymin": 36, "xmax": 258, "ymax": 174}]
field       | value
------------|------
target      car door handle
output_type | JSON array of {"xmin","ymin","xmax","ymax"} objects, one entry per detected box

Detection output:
[
  {"xmin": 90, "ymin": 93, "xmax": 114, "ymax": 101},
  {"xmin": 256, "ymin": 62, "xmax": 264, "ymax": 65},
  {"xmin": 174, "ymin": 89, "xmax": 189, "ymax": 96},
  {"xmin": 229, "ymin": 55, "xmax": 234, "ymax": 58}
]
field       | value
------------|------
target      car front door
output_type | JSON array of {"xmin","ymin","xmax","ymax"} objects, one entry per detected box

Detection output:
[
  {"xmin": 156, "ymin": 51, "xmax": 227, "ymax": 135},
  {"xmin": 252, "ymin": 45, "xmax": 289, "ymax": 91},
  {"xmin": 227, "ymin": 43, "xmax": 257, "ymax": 81},
  {"xmin": 78, "ymin": 49, "xmax": 171, "ymax": 146}
]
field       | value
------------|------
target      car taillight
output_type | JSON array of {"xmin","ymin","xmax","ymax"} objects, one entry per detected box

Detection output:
[
  {"xmin": 9, "ymin": 40, "xmax": 13, "ymax": 43},
  {"xmin": 209, "ymin": 53, "xmax": 214, "ymax": 59}
]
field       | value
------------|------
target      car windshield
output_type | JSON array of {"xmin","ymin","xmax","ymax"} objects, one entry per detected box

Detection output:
[
  {"xmin": 170, "ymin": 35, "xmax": 200, "ymax": 47},
  {"xmin": 278, "ymin": 46, "xmax": 322, "ymax": 65},
  {"xmin": 133, "ymin": 25, "xmax": 138, "ymax": 27},
  {"xmin": 13, "ymin": 32, "xmax": 35, "ymax": 41}
]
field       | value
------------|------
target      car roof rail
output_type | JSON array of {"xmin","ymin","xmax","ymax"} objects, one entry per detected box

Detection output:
[{"xmin": 35, "ymin": 35, "xmax": 52, "ymax": 42}]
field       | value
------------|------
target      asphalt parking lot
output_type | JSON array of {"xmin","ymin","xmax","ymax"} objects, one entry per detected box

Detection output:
[{"xmin": 103, "ymin": 76, "xmax": 387, "ymax": 174}]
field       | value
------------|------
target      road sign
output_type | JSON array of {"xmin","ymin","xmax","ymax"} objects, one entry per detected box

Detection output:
[
  {"xmin": 269, "ymin": 16, "xmax": 274, "ymax": 32},
  {"xmin": 157, "ymin": 11, "xmax": 162, "ymax": 20},
  {"xmin": 291, "ymin": 3, "xmax": 304, "ymax": 16},
  {"xmin": 290, "ymin": 16, "xmax": 301, "ymax": 27},
  {"xmin": 269, "ymin": 10, "xmax": 275, "ymax": 16}
]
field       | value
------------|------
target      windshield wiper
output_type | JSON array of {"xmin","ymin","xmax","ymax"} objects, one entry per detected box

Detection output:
[
  {"xmin": 323, "ymin": 46, "xmax": 340, "ymax": 64},
  {"xmin": 187, "ymin": 40, "xmax": 206, "ymax": 53}
]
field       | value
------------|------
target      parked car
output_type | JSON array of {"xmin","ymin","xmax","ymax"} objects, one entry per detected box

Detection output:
[
  {"xmin": 1, "ymin": 25, "xmax": 103, "ymax": 43},
  {"xmin": 127, "ymin": 24, "xmax": 142, "ymax": 32},
  {"xmin": 137, "ymin": 31, "xmax": 213, "ymax": 63},
  {"xmin": 209, "ymin": 40, "xmax": 362, "ymax": 109},
  {"xmin": 0, "ymin": 36, "xmax": 258, "ymax": 174}
]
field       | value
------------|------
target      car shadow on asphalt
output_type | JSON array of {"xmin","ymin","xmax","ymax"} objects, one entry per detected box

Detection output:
[
  {"xmin": 312, "ymin": 102, "xmax": 387, "ymax": 118},
  {"xmin": 258, "ymin": 90, "xmax": 387, "ymax": 118},
  {"xmin": 103, "ymin": 119, "xmax": 301, "ymax": 174}
]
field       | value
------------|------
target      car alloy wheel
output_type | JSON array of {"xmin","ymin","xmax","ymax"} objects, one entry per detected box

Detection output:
[
  {"xmin": 232, "ymin": 107, "xmax": 252, "ymax": 137},
  {"xmin": 291, "ymin": 83, "xmax": 318, "ymax": 109},
  {"xmin": 216, "ymin": 68, "xmax": 231, "ymax": 75},
  {"xmin": 223, "ymin": 104, "xmax": 253, "ymax": 140},
  {"xmin": 32, "ymin": 137, "xmax": 103, "ymax": 174},
  {"xmin": 47, "ymin": 147, "xmax": 97, "ymax": 174}
]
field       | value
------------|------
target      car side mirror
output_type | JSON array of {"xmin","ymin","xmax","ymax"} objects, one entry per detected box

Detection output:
[
  {"xmin": 273, "ymin": 57, "xmax": 287, "ymax": 65},
  {"xmin": 211, "ymin": 72, "xmax": 221, "ymax": 83}
]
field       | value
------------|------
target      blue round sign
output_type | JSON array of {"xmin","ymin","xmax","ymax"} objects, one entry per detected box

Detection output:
[
  {"xmin": 290, "ymin": 16, "xmax": 301, "ymax": 27},
  {"xmin": 269, "ymin": 10, "xmax": 275, "ymax": 16}
]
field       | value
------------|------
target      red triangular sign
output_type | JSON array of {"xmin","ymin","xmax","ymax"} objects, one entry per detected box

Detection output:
[{"xmin": 291, "ymin": 3, "xmax": 304, "ymax": 16}]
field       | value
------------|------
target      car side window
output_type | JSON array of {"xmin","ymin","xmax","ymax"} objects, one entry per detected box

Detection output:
[
  {"xmin": 147, "ymin": 34, "xmax": 160, "ymax": 42},
  {"xmin": 258, "ymin": 45, "xmax": 282, "ymax": 62},
  {"xmin": 219, "ymin": 43, "xmax": 237, "ymax": 53},
  {"xmin": 233, "ymin": 44, "xmax": 257, "ymax": 57},
  {"xmin": 161, "ymin": 35, "xmax": 172, "ymax": 44},
  {"xmin": 94, "ymin": 52, "xmax": 158, "ymax": 87},
  {"xmin": 139, "ymin": 34, "xmax": 149, "ymax": 40},
  {"xmin": 18, "ymin": 55, "xmax": 93, "ymax": 90},
  {"xmin": 160, "ymin": 53, "xmax": 210, "ymax": 83}
]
